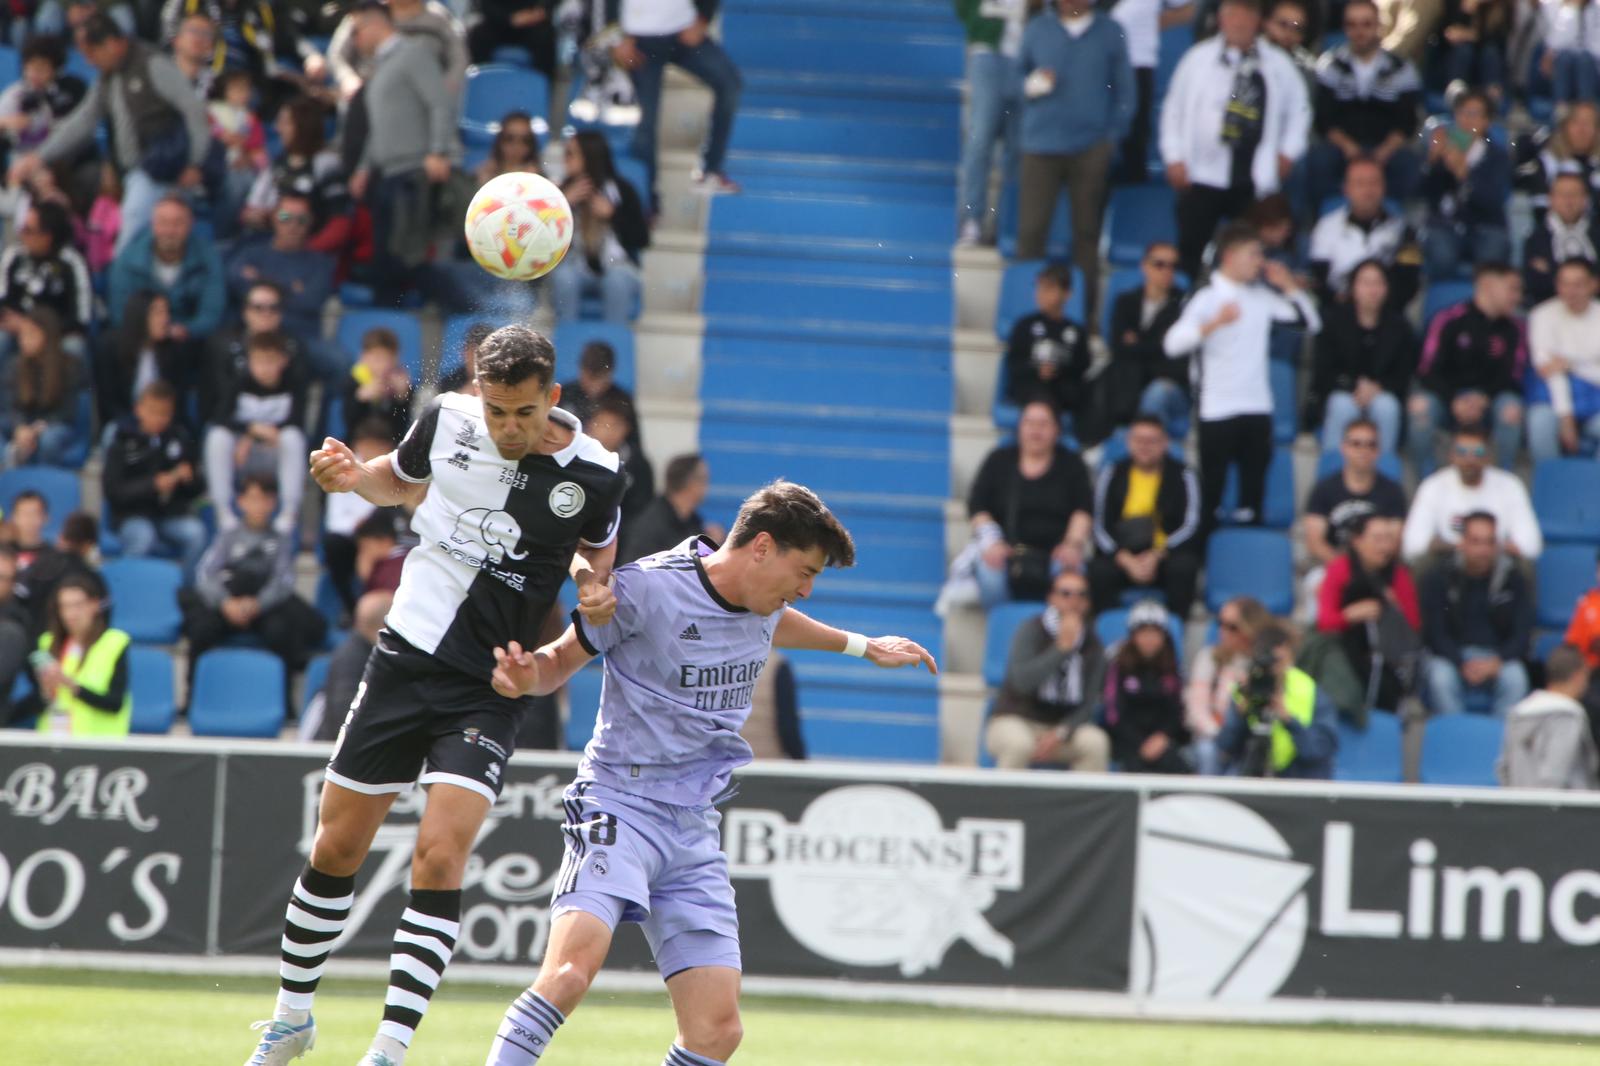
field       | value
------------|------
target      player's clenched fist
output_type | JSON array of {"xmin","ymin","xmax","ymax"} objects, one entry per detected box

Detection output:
[
  {"xmin": 492, "ymin": 641, "xmax": 541, "ymax": 698},
  {"xmin": 309, "ymin": 437, "xmax": 363, "ymax": 493},
  {"xmin": 576, "ymin": 579, "xmax": 616, "ymax": 626}
]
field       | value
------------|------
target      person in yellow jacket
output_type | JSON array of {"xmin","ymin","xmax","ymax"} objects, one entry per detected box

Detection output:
[
  {"xmin": 1216, "ymin": 619, "xmax": 1340, "ymax": 778},
  {"xmin": 32, "ymin": 573, "xmax": 132, "ymax": 737}
]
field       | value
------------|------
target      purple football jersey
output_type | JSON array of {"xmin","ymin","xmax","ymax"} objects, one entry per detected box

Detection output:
[{"xmin": 572, "ymin": 536, "xmax": 783, "ymax": 807}]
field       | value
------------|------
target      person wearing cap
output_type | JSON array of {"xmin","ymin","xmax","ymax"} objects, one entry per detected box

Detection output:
[
  {"xmin": 1102, "ymin": 600, "xmax": 1190, "ymax": 773},
  {"xmin": 986, "ymin": 569, "xmax": 1112, "ymax": 772},
  {"xmin": 1216, "ymin": 619, "xmax": 1340, "ymax": 778}
]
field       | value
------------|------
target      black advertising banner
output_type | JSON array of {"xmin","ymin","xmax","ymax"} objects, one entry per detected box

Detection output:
[
  {"xmin": 0, "ymin": 742, "xmax": 215, "ymax": 953},
  {"xmin": 1132, "ymin": 789, "xmax": 1600, "ymax": 1007},
  {"xmin": 725, "ymin": 774, "xmax": 1138, "ymax": 990}
]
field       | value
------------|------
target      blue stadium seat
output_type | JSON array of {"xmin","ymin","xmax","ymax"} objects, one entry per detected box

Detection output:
[
  {"xmin": 1334, "ymin": 709, "xmax": 1402, "ymax": 783},
  {"xmin": 102, "ymin": 558, "xmax": 183, "ymax": 644},
  {"xmin": 0, "ymin": 46, "xmax": 18, "ymax": 90},
  {"xmin": 1420, "ymin": 714, "xmax": 1504, "ymax": 787},
  {"xmin": 1104, "ymin": 184, "xmax": 1177, "ymax": 268},
  {"xmin": 1537, "ymin": 544, "xmax": 1596, "ymax": 628},
  {"xmin": 336, "ymin": 309, "xmax": 425, "ymax": 380},
  {"xmin": 1315, "ymin": 449, "xmax": 1404, "ymax": 482},
  {"xmin": 1422, "ymin": 280, "xmax": 1473, "ymax": 326},
  {"xmin": 995, "ymin": 260, "xmax": 1084, "ymax": 340},
  {"xmin": 303, "ymin": 654, "xmax": 330, "ymax": 719},
  {"xmin": 1094, "ymin": 606, "xmax": 1185, "ymax": 651},
  {"xmin": 1271, "ymin": 358, "xmax": 1298, "ymax": 443},
  {"xmin": 983, "ymin": 603, "xmax": 1040, "ymax": 687},
  {"xmin": 0, "ymin": 466, "xmax": 80, "ymax": 541},
  {"xmin": 1533, "ymin": 459, "xmax": 1600, "ymax": 544},
  {"xmin": 1218, "ymin": 446, "xmax": 1295, "ymax": 529},
  {"xmin": 552, "ymin": 321, "xmax": 637, "ymax": 390},
  {"xmin": 565, "ymin": 661, "xmax": 604, "ymax": 751},
  {"xmin": 127, "ymin": 645, "xmax": 176, "ymax": 735},
  {"xmin": 460, "ymin": 64, "xmax": 551, "ymax": 143},
  {"xmin": 189, "ymin": 649, "xmax": 285, "ymax": 738},
  {"xmin": 1532, "ymin": 628, "xmax": 1568, "ymax": 663},
  {"xmin": 1205, "ymin": 528, "xmax": 1293, "ymax": 614}
]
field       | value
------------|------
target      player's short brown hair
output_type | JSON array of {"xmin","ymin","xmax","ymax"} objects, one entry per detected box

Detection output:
[
  {"xmin": 727, "ymin": 480, "xmax": 855, "ymax": 568},
  {"xmin": 475, "ymin": 324, "xmax": 555, "ymax": 388}
]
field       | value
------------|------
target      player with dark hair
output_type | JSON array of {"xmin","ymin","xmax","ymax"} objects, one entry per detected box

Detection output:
[
  {"xmin": 480, "ymin": 479, "xmax": 938, "ymax": 1066},
  {"xmin": 241, "ymin": 325, "xmax": 627, "ymax": 1066}
]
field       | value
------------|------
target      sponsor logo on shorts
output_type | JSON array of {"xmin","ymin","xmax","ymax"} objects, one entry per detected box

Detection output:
[
  {"xmin": 486, "ymin": 762, "xmax": 501, "ymax": 784},
  {"xmin": 461, "ymin": 728, "xmax": 510, "ymax": 762},
  {"xmin": 589, "ymin": 850, "xmax": 609, "ymax": 878},
  {"xmin": 549, "ymin": 481, "xmax": 585, "ymax": 517}
]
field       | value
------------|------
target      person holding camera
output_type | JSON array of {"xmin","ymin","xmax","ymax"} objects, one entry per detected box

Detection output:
[
  {"xmin": 1103, "ymin": 600, "xmax": 1190, "ymax": 774},
  {"xmin": 1216, "ymin": 620, "xmax": 1340, "ymax": 778},
  {"xmin": 985, "ymin": 569, "xmax": 1112, "ymax": 772},
  {"xmin": 1089, "ymin": 413, "xmax": 1201, "ymax": 620}
]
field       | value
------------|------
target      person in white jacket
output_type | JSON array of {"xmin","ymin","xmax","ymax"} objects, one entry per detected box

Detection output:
[
  {"xmin": 1401, "ymin": 423, "xmax": 1544, "ymax": 563},
  {"xmin": 1158, "ymin": 0, "xmax": 1311, "ymax": 276},
  {"xmin": 1498, "ymin": 643, "xmax": 1598, "ymax": 790},
  {"xmin": 1527, "ymin": 258, "xmax": 1600, "ymax": 463}
]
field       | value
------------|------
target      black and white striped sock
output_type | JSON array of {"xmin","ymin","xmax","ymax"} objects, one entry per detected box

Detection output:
[
  {"xmin": 276, "ymin": 864, "xmax": 355, "ymax": 1017},
  {"xmin": 663, "ymin": 1044, "xmax": 726, "ymax": 1066},
  {"xmin": 377, "ymin": 888, "xmax": 461, "ymax": 1048},
  {"xmin": 484, "ymin": 990, "xmax": 566, "ymax": 1065}
]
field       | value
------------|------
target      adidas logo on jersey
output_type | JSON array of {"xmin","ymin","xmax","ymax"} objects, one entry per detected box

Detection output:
[{"xmin": 679, "ymin": 624, "xmax": 703, "ymax": 641}]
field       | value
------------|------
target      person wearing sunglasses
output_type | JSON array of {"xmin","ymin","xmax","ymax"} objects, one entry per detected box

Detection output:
[
  {"xmin": 226, "ymin": 191, "xmax": 336, "ymax": 350},
  {"xmin": 1105, "ymin": 241, "xmax": 1189, "ymax": 437},
  {"xmin": 986, "ymin": 570, "xmax": 1111, "ymax": 771},
  {"xmin": 1186, "ymin": 595, "xmax": 1270, "ymax": 774},
  {"xmin": 1302, "ymin": 417, "xmax": 1408, "ymax": 609},
  {"xmin": 477, "ymin": 110, "xmax": 542, "ymax": 186},
  {"xmin": 1401, "ymin": 423, "xmax": 1543, "ymax": 563}
]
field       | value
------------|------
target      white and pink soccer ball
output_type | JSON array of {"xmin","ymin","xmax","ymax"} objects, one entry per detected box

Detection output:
[{"xmin": 463, "ymin": 171, "xmax": 574, "ymax": 281}]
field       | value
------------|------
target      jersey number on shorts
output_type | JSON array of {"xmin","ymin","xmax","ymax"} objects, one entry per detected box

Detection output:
[{"xmin": 588, "ymin": 813, "xmax": 618, "ymax": 846}]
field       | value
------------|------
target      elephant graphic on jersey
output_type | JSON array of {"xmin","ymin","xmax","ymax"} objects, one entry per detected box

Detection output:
[{"xmin": 449, "ymin": 507, "xmax": 528, "ymax": 565}]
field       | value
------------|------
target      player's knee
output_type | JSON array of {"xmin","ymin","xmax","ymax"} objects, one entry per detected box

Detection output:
[
  {"xmin": 682, "ymin": 1009, "xmax": 743, "ymax": 1059},
  {"xmin": 536, "ymin": 960, "xmax": 598, "ymax": 1013},
  {"xmin": 411, "ymin": 834, "xmax": 470, "ymax": 888},
  {"xmin": 309, "ymin": 828, "xmax": 366, "ymax": 877}
]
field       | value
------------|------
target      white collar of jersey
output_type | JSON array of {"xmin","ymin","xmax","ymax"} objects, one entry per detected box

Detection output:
[{"xmin": 545, "ymin": 406, "xmax": 587, "ymax": 467}]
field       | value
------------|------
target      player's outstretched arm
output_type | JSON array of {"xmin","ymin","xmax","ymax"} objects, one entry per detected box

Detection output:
[
  {"xmin": 491, "ymin": 626, "xmax": 596, "ymax": 699},
  {"xmin": 774, "ymin": 609, "xmax": 939, "ymax": 674},
  {"xmin": 309, "ymin": 437, "xmax": 427, "ymax": 508}
]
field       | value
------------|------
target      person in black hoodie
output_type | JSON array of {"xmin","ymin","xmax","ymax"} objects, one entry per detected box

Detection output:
[
  {"xmin": 1521, "ymin": 173, "xmax": 1600, "ymax": 308},
  {"xmin": 102, "ymin": 381, "xmax": 207, "ymax": 576},
  {"xmin": 1104, "ymin": 242, "xmax": 1187, "ymax": 437},
  {"xmin": 1089, "ymin": 414, "xmax": 1200, "ymax": 619},
  {"xmin": 1103, "ymin": 600, "xmax": 1190, "ymax": 773},
  {"xmin": 550, "ymin": 130, "xmax": 650, "ymax": 323},
  {"xmin": 1309, "ymin": 259, "xmax": 1417, "ymax": 455},
  {"xmin": 1002, "ymin": 262, "xmax": 1092, "ymax": 428},
  {"xmin": 1419, "ymin": 510, "xmax": 1532, "ymax": 718},
  {"xmin": 202, "ymin": 330, "xmax": 308, "ymax": 536}
]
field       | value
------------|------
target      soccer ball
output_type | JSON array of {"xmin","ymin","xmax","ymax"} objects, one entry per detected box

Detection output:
[{"xmin": 463, "ymin": 172, "xmax": 574, "ymax": 281}]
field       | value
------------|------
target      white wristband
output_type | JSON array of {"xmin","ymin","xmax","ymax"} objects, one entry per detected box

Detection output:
[{"xmin": 842, "ymin": 632, "xmax": 869, "ymax": 658}]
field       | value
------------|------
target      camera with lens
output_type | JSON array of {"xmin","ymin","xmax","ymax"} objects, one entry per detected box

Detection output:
[{"xmin": 1237, "ymin": 647, "xmax": 1280, "ymax": 728}]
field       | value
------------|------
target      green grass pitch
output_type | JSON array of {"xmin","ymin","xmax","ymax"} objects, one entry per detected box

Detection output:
[{"xmin": 1, "ymin": 969, "xmax": 1595, "ymax": 1065}]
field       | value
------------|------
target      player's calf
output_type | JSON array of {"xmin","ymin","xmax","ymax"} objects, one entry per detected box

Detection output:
[{"xmin": 484, "ymin": 908, "xmax": 615, "ymax": 1065}]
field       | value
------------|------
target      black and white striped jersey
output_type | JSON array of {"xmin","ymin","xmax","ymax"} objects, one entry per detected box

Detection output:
[{"xmin": 384, "ymin": 393, "xmax": 625, "ymax": 681}]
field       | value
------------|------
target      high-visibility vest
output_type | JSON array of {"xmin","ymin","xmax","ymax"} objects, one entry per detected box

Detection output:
[
  {"xmin": 34, "ymin": 629, "xmax": 132, "ymax": 738},
  {"xmin": 1271, "ymin": 667, "xmax": 1317, "ymax": 773}
]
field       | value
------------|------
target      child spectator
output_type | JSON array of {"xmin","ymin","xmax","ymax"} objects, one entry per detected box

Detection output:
[
  {"xmin": 85, "ymin": 163, "xmax": 121, "ymax": 276},
  {"xmin": 342, "ymin": 327, "xmax": 412, "ymax": 442},
  {"xmin": 1421, "ymin": 89, "xmax": 1512, "ymax": 279},
  {"xmin": 203, "ymin": 331, "xmax": 307, "ymax": 534},
  {"xmin": 0, "ymin": 35, "xmax": 86, "ymax": 171},
  {"xmin": 584, "ymin": 394, "xmax": 653, "ymax": 524},
  {"xmin": 179, "ymin": 474, "xmax": 327, "ymax": 686},
  {"xmin": 321, "ymin": 418, "xmax": 393, "ymax": 616},
  {"xmin": 1103, "ymin": 600, "xmax": 1190, "ymax": 773},
  {"xmin": 353, "ymin": 509, "xmax": 411, "ymax": 596},
  {"xmin": 1002, "ymin": 262, "xmax": 1090, "ymax": 427},
  {"xmin": 1, "ymin": 307, "xmax": 78, "ymax": 466},
  {"xmin": 206, "ymin": 69, "xmax": 268, "ymax": 240},
  {"xmin": 101, "ymin": 381, "xmax": 206, "ymax": 575},
  {"xmin": 477, "ymin": 110, "xmax": 542, "ymax": 185}
]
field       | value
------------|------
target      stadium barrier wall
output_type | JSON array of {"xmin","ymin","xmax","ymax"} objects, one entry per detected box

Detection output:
[{"xmin": 4, "ymin": 735, "xmax": 1600, "ymax": 1033}]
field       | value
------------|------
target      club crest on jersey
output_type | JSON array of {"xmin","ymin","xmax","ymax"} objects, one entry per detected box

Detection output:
[
  {"xmin": 549, "ymin": 481, "xmax": 585, "ymax": 518},
  {"xmin": 446, "ymin": 507, "xmax": 528, "ymax": 566}
]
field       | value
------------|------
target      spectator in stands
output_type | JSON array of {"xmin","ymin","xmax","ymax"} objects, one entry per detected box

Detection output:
[
  {"xmin": 1104, "ymin": 600, "xmax": 1190, "ymax": 773},
  {"xmin": 346, "ymin": 1, "xmax": 460, "ymax": 305},
  {"xmin": 1528, "ymin": 258, "xmax": 1600, "ymax": 464},
  {"xmin": 1402, "ymin": 423, "xmax": 1543, "ymax": 562},
  {"xmin": 558, "ymin": 341, "xmax": 635, "ymax": 435},
  {"xmin": 0, "ymin": 36, "xmax": 87, "ymax": 173},
  {"xmin": 1262, "ymin": 0, "xmax": 1317, "ymax": 87},
  {"xmin": 325, "ymin": 0, "xmax": 469, "ymax": 113},
  {"xmin": 613, "ymin": 0, "xmax": 743, "ymax": 196},
  {"xmin": 551, "ymin": 130, "xmax": 649, "ymax": 323},
  {"xmin": 1420, "ymin": 89, "xmax": 1511, "ymax": 279},
  {"xmin": 1111, "ymin": 0, "xmax": 1194, "ymax": 186},
  {"xmin": 1245, "ymin": 192, "xmax": 1302, "ymax": 269},
  {"xmin": 0, "ymin": 200, "xmax": 92, "ymax": 357},
  {"xmin": 956, "ymin": 0, "xmax": 1026, "ymax": 243},
  {"xmin": 3, "ymin": 489, "xmax": 51, "ymax": 571},
  {"xmin": 1306, "ymin": 158, "xmax": 1421, "ymax": 308},
  {"xmin": 1565, "ymin": 548, "xmax": 1600, "ymax": 669},
  {"xmin": 1514, "ymin": 101, "xmax": 1600, "ymax": 227},
  {"xmin": 1014, "ymin": 0, "xmax": 1135, "ymax": 314},
  {"xmin": 741, "ymin": 652, "xmax": 804, "ymax": 759},
  {"xmin": 1499, "ymin": 644, "xmax": 1598, "ymax": 789},
  {"xmin": 11, "ymin": 14, "xmax": 210, "ymax": 255},
  {"xmin": 1002, "ymin": 262, "xmax": 1091, "ymax": 425},
  {"xmin": 1318, "ymin": 511, "xmax": 1419, "ymax": 712},
  {"xmin": 106, "ymin": 196, "xmax": 225, "ymax": 372},
  {"xmin": 621, "ymin": 453, "xmax": 722, "ymax": 564},
  {"xmin": 1, "ymin": 307, "xmax": 78, "ymax": 466},
  {"xmin": 160, "ymin": 0, "xmax": 308, "ymax": 110},
  {"xmin": 198, "ymin": 279, "xmax": 298, "ymax": 423},
  {"xmin": 1089, "ymin": 414, "xmax": 1200, "ymax": 619},
  {"xmin": 1105, "ymin": 241, "xmax": 1188, "ymax": 437},
  {"xmin": 18, "ymin": 511, "xmax": 103, "ymax": 636},
  {"xmin": 180, "ymin": 474, "xmax": 326, "ymax": 685},
  {"xmin": 1522, "ymin": 174, "xmax": 1600, "ymax": 308},
  {"xmin": 206, "ymin": 69, "xmax": 267, "ymax": 240},
  {"xmin": 0, "ymin": 548, "xmax": 30, "ymax": 722},
  {"xmin": 353, "ymin": 509, "xmax": 411, "ymax": 596},
  {"xmin": 168, "ymin": 11, "xmax": 217, "ymax": 97},
  {"xmin": 985, "ymin": 568, "xmax": 1111, "ymax": 771},
  {"xmin": 27, "ymin": 573, "xmax": 132, "ymax": 737},
  {"xmin": 1186, "ymin": 595, "xmax": 1271, "ymax": 773},
  {"xmin": 1420, "ymin": 511, "xmax": 1532, "ymax": 718},
  {"xmin": 1308, "ymin": 0, "xmax": 1423, "ymax": 210},
  {"xmin": 309, "ymin": 589, "xmax": 392, "ymax": 742},
  {"xmin": 1303, "ymin": 417, "xmax": 1409, "ymax": 586},
  {"xmin": 1159, "ymin": 0, "xmax": 1311, "ymax": 277},
  {"xmin": 966, "ymin": 398, "xmax": 1093, "ymax": 605},
  {"xmin": 1309, "ymin": 259, "xmax": 1416, "ymax": 453},
  {"xmin": 241, "ymin": 96, "xmax": 351, "ymax": 255},
  {"xmin": 1164, "ymin": 221, "xmax": 1319, "ymax": 537},
  {"xmin": 476, "ymin": 110, "xmax": 542, "ymax": 186},
  {"xmin": 468, "ymin": 1, "xmax": 555, "ymax": 77},
  {"xmin": 437, "ymin": 320, "xmax": 491, "ymax": 396},
  {"xmin": 203, "ymin": 330, "xmax": 306, "ymax": 535},
  {"xmin": 86, "ymin": 163, "xmax": 122, "ymax": 275},
  {"xmin": 584, "ymin": 394, "xmax": 653, "ymax": 524},
  {"xmin": 321, "ymin": 419, "xmax": 393, "ymax": 618},
  {"xmin": 1409, "ymin": 261, "xmax": 1525, "ymax": 471},
  {"xmin": 225, "ymin": 191, "xmax": 336, "ymax": 352},
  {"xmin": 342, "ymin": 326, "xmax": 412, "ymax": 443},
  {"xmin": 101, "ymin": 380, "xmax": 206, "ymax": 575},
  {"xmin": 1217, "ymin": 620, "xmax": 1338, "ymax": 775},
  {"xmin": 1439, "ymin": 0, "xmax": 1511, "ymax": 106},
  {"xmin": 1537, "ymin": 0, "xmax": 1599, "ymax": 104}
]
